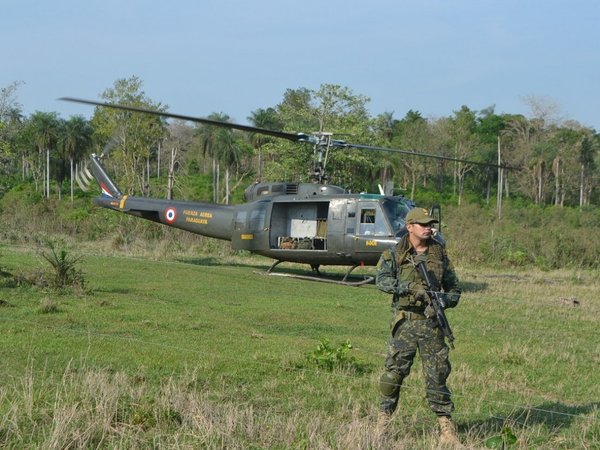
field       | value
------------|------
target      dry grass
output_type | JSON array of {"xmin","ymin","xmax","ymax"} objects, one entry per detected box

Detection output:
[
  {"xmin": 0, "ymin": 363, "xmax": 422, "ymax": 449},
  {"xmin": 1, "ymin": 360, "xmax": 597, "ymax": 449}
]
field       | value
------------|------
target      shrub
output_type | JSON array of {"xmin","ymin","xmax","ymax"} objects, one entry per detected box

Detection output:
[
  {"xmin": 303, "ymin": 339, "xmax": 370, "ymax": 374},
  {"xmin": 37, "ymin": 239, "xmax": 86, "ymax": 290}
]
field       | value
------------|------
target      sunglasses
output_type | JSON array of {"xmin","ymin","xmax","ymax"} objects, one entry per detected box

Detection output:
[{"xmin": 414, "ymin": 222, "xmax": 434, "ymax": 227}]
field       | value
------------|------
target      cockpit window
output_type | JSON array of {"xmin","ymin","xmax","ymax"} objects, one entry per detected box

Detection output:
[{"xmin": 382, "ymin": 199, "xmax": 411, "ymax": 235}]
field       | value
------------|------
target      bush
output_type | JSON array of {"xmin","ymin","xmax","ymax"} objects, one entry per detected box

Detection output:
[
  {"xmin": 0, "ymin": 183, "xmax": 44, "ymax": 208},
  {"xmin": 37, "ymin": 239, "xmax": 86, "ymax": 290},
  {"xmin": 444, "ymin": 202, "xmax": 600, "ymax": 269},
  {"xmin": 303, "ymin": 339, "xmax": 370, "ymax": 374}
]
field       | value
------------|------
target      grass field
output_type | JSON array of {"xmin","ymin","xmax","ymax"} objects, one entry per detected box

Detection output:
[{"xmin": 0, "ymin": 244, "xmax": 599, "ymax": 449}]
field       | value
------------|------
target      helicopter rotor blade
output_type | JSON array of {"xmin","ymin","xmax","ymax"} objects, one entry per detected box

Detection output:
[
  {"xmin": 61, "ymin": 97, "xmax": 519, "ymax": 171},
  {"xmin": 59, "ymin": 97, "xmax": 310, "ymax": 143},
  {"xmin": 332, "ymin": 141, "xmax": 520, "ymax": 171}
]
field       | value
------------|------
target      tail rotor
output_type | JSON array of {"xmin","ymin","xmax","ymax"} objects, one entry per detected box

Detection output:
[{"xmin": 75, "ymin": 164, "xmax": 94, "ymax": 192}]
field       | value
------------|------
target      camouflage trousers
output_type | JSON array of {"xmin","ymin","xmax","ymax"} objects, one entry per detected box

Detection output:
[{"xmin": 379, "ymin": 317, "xmax": 454, "ymax": 416}]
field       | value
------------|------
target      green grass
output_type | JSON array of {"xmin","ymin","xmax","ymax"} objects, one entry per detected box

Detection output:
[{"xmin": 0, "ymin": 245, "xmax": 598, "ymax": 449}]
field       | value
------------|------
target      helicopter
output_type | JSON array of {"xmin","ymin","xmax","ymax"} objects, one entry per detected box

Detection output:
[{"xmin": 62, "ymin": 97, "xmax": 514, "ymax": 285}]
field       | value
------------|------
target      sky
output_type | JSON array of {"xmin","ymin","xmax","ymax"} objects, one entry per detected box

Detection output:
[{"xmin": 2, "ymin": 0, "xmax": 599, "ymax": 130}]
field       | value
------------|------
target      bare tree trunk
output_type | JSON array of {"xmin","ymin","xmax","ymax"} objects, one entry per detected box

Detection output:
[
  {"xmin": 157, "ymin": 140, "xmax": 161, "ymax": 179},
  {"xmin": 212, "ymin": 158, "xmax": 217, "ymax": 203},
  {"xmin": 579, "ymin": 163, "xmax": 584, "ymax": 208},
  {"xmin": 225, "ymin": 166, "xmax": 230, "ymax": 204},
  {"xmin": 167, "ymin": 146, "xmax": 177, "ymax": 200},
  {"xmin": 381, "ymin": 165, "xmax": 388, "ymax": 186},
  {"xmin": 146, "ymin": 156, "xmax": 150, "ymax": 196},
  {"xmin": 257, "ymin": 147, "xmax": 262, "ymax": 179},
  {"xmin": 70, "ymin": 157, "xmax": 74, "ymax": 204},
  {"xmin": 216, "ymin": 161, "xmax": 220, "ymax": 204},
  {"xmin": 552, "ymin": 156, "xmax": 560, "ymax": 206},
  {"xmin": 536, "ymin": 162, "xmax": 544, "ymax": 204},
  {"xmin": 46, "ymin": 148, "xmax": 50, "ymax": 199},
  {"xmin": 452, "ymin": 160, "xmax": 457, "ymax": 195}
]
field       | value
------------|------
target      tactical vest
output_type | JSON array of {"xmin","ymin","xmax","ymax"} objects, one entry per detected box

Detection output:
[{"xmin": 393, "ymin": 237, "xmax": 448, "ymax": 309}]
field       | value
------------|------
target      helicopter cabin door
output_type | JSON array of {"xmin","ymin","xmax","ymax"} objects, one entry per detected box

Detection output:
[
  {"xmin": 351, "ymin": 201, "xmax": 393, "ymax": 263},
  {"xmin": 231, "ymin": 201, "xmax": 270, "ymax": 251},
  {"xmin": 268, "ymin": 201, "xmax": 329, "ymax": 251}
]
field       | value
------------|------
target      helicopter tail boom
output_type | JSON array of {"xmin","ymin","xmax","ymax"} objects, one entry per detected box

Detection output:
[{"xmin": 87, "ymin": 154, "xmax": 235, "ymax": 241}]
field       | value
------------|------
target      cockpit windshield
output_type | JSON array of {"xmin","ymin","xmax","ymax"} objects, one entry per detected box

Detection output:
[{"xmin": 381, "ymin": 198, "xmax": 411, "ymax": 236}]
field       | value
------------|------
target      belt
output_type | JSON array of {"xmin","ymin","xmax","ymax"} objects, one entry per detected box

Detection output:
[{"xmin": 403, "ymin": 311, "xmax": 427, "ymax": 320}]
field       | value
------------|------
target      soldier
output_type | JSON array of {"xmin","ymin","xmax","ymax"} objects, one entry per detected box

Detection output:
[{"xmin": 375, "ymin": 208, "xmax": 461, "ymax": 446}]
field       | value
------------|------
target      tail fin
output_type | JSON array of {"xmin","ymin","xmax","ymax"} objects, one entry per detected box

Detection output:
[{"xmin": 88, "ymin": 154, "xmax": 123, "ymax": 199}]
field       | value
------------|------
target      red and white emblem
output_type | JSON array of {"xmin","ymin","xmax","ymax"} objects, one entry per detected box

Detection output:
[
  {"xmin": 100, "ymin": 182, "xmax": 114, "ymax": 198},
  {"xmin": 164, "ymin": 207, "xmax": 177, "ymax": 224}
]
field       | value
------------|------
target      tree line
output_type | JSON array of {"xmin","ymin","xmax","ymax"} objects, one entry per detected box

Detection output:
[{"xmin": 1, "ymin": 77, "xmax": 599, "ymax": 208}]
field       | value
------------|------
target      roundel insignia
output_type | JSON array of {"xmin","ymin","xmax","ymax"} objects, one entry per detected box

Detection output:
[{"xmin": 164, "ymin": 207, "xmax": 177, "ymax": 224}]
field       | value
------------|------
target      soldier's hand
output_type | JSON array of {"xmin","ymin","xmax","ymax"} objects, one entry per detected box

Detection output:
[
  {"xmin": 438, "ymin": 295, "xmax": 447, "ymax": 309},
  {"xmin": 411, "ymin": 283, "xmax": 429, "ymax": 305},
  {"xmin": 440, "ymin": 292, "xmax": 460, "ymax": 308},
  {"xmin": 424, "ymin": 304, "xmax": 436, "ymax": 318}
]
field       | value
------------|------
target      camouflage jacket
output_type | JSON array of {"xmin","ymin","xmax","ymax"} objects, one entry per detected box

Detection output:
[{"xmin": 375, "ymin": 235, "xmax": 461, "ymax": 311}]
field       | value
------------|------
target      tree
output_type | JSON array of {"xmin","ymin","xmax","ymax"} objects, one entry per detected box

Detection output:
[
  {"xmin": 26, "ymin": 111, "xmax": 60, "ymax": 196},
  {"xmin": 90, "ymin": 76, "xmax": 167, "ymax": 195},
  {"xmin": 0, "ymin": 82, "xmax": 22, "ymax": 120},
  {"xmin": 255, "ymin": 84, "xmax": 374, "ymax": 190},
  {"xmin": 475, "ymin": 107, "xmax": 509, "ymax": 206},
  {"xmin": 276, "ymin": 87, "xmax": 319, "ymax": 132},
  {"xmin": 247, "ymin": 107, "xmax": 283, "ymax": 180},
  {"xmin": 578, "ymin": 131, "xmax": 599, "ymax": 207},
  {"xmin": 60, "ymin": 115, "xmax": 92, "ymax": 203},
  {"xmin": 196, "ymin": 113, "xmax": 231, "ymax": 203},
  {"xmin": 0, "ymin": 82, "xmax": 24, "ymax": 181},
  {"xmin": 220, "ymin": 132, "xmax": 252, "ymax": 204},
  {"xmin": 372, "ymin": 111, "xmax": 398, "ymax": 188},
  {"xmin": 263, "ymin": 87, "xmax": 320, "ymax": 184},
  {"xmin": 505, "ymin": 96, "xmax": 563, "ymax": 205},
  {"xmin": 312, "ymin": 84, "xmax": 372, "ymax": 190},
  {"xmin": 163, "ymin": 120, "xmax": 194, "ymax": 200},
  {"xmin": 313, "ymin": 84, "xmax": 370, "ymax": 133},
  {"xmin": 447, "ymin": 106, "xmax": 480, "ymax": 207},
  {"xmin": 502, "ymin": 115, "xmax": 546, "ymax": 204},
  {"xmin": 393, "ymin": 110, "xmax": 432, "ymax": 200}
]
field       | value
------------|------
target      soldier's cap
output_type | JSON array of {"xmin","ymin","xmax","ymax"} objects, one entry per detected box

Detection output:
[{"xmin": 405, "ymin": 208, "xmax": 438, "ymax": 225}]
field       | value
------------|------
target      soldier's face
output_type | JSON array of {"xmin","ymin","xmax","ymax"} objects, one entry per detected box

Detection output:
[{"xmin": 407, "ymin": 222, "xmax": 434, "ymax": 240}]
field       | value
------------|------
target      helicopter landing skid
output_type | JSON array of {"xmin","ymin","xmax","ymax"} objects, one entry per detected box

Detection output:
[{"xmin": 258, "ymin": 261, "xmax": 374, "ymax": 286}]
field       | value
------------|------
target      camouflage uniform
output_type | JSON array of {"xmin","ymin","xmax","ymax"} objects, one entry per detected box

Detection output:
[{"xmin": 376, "ymin": 234, "xmax": 461, "ymax": 417}]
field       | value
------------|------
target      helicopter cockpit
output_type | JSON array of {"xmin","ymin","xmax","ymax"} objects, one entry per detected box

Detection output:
[{"xmin": 380, "ymin": 196, "xmax": 415, "ymax": 236}]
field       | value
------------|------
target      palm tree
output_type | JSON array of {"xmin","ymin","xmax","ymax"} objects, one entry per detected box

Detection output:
[
  {"xmin": 196, "ymin": 113, "xmax": 231, "ymax": 203},
  {"xmin": 248, "ymin": 107, "xmax": 283, "ymax": 179},
  {"xmin": 373, "ymin": 111, "xmax": 397, "ymax": 187},
  {"xmin": 61, "ymin": 115, "xmax": 92, "ymax": 203},
  {"xmin": 28, "ymin": 111, "xmax": 60, "ymax": 197}
]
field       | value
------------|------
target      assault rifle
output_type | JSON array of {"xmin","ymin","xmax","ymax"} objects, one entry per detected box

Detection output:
[{"xmin": 414, "ymin": 260, "xmax": 455, "ymax": 349}]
